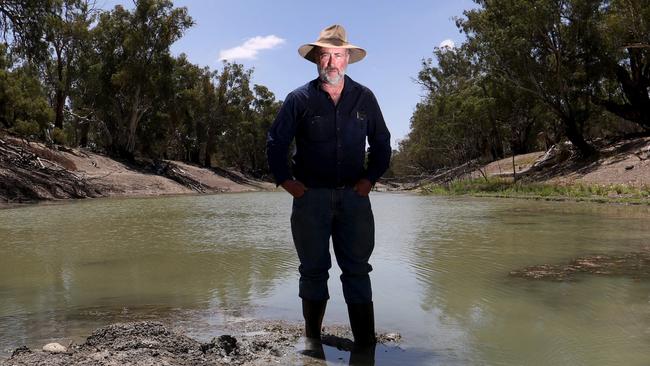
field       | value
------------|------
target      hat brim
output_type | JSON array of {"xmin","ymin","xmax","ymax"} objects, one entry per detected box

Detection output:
[{"xmin": 298, "ymin": 42, "xmax": 366, "ymax": 64}]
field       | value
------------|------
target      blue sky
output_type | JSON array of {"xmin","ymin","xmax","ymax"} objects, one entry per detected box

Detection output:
[{"xmin": 99, "ymin": 0, "xmax": 478, "ymax": 147}]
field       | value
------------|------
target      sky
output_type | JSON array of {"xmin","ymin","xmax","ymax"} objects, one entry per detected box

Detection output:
[{"xmin": 98, "ymin": 0, "xmax": 478, "ymax": 148}]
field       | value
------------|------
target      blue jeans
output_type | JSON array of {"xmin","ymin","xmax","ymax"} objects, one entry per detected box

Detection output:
[{"xmin": 290, "ymin": 188, "xmax": 375, "ymax": 304}]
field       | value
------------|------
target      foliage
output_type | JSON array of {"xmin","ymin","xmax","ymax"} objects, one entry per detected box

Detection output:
[
  {"xmin": 82, "ymin": 0, "xmax": 193, "ymax": 159},
  {"xmin": 594, "ymin": 0, "xmax": 650, "ymax": 129},
  {"xmin": 393, "ymin": 0, "xmax": 650, "ymax": 176},
  {"xmin": 0, "ymin": 0, "xmax": 55, "ymax": 62},
  {"xmin": 0, "ymin": 0, "xmax": 283, "ymax": 178},
  {"xmin": 0, "ymin": 45, "xmax": 53, "ymax": 138},
  {"xmin": 421, "ymin": 178, "xmax": 650, "ymax": 203}
]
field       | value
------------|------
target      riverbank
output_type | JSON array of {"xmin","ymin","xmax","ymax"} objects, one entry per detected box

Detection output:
[
  {"xmin": 4, "ymin": 133, "xmax": 650, "ymax": 205},
  {"xmin": 1, "ymin": 321, "xmax": 402, "ymax": 366},
  {"xmin": 417, "ymin": 136, "xmax": 650, "ymax": 204},
  {"xmin": 0, "ymin": 135, "xmax": 275, "ymax": 206}
]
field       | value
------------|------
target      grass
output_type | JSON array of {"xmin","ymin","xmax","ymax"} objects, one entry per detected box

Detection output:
[{"xmin": 421, "ymin": 178, "xmax": 650, "ymax": 205}]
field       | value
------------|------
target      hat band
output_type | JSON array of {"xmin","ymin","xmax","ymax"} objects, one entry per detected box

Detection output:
[{"xmin": 316, "ymin": 38, "xmax": 348, "ymax": 47}]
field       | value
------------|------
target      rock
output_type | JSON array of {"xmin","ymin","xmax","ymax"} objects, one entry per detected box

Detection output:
[
  {"xmin": 10, "ymin": 346, "xmax": 31, "ymax": 358},
  {"xmin": 625, "ymin": 164, "xmax": 634, "ymax": 170},
  {"xmin": 383, "ymin": 332, "xmax": 402, "ymax": 342},
  {"xmin": 43, "ymin": 342, "xmax": 67, "ymax": 353},
  {"xmin": 214, "ymin": 334, "xmax": 238, "ymax": 356}
]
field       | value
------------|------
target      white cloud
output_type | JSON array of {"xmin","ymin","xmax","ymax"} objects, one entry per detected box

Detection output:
[
  {"xmin": 219, "ymin": 35, "xmax": 285, "ymax": 61},
  {"xmin": 439, "ymin": 39, "xmax": 455, "ymax": 49}
]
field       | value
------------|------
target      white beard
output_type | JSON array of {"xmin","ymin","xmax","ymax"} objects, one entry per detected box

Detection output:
[{"xmin": 318, "ymin": 66, "xmax": 346, "ymax": 86}]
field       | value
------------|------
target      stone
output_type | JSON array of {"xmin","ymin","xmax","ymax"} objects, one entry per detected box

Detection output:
[
  {"xmin": 43, "ymin": 342, "xmax": 67, "ymax": 353},
  {"xmin": 11, "ymin": 346, "xmax": 31, "ymax": 358}
]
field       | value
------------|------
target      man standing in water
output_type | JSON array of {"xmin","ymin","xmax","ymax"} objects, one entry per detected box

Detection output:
[{"xmin": 266, "ymin": 24, "xmax": 391, "ymax": 356}]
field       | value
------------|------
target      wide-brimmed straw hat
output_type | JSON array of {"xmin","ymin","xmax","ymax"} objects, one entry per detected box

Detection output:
[{"xmin": 298, "ymin": 24, "xmax": 366, "ymax": 64}]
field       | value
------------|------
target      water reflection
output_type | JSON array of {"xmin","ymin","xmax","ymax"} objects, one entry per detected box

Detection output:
[
  {"xmin": 0, "ymin": 194, "xmax": 297, "ymax": 353},
  {"xmin": 403, "ymin": 198, "xmax": 650, "ymax": 366},
  {"xmin": 1, "ymin": 194, "xmax": 650, "ymax": 365}
]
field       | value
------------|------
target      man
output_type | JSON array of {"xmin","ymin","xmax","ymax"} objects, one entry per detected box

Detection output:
[{"xmin": 266, "ymin": 24, "xmax": 391, "ymax": 349}]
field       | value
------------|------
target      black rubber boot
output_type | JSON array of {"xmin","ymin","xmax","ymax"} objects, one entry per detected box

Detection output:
[
  {"xmin": 347, "ymin": 302, "xmax": 376, "ymax": 365},
  {"xmin": 302, "ymin": 298, "xmax": 327, "ymax": 339},
  {"xmin": 300, "ymin": 299, "xmax": 327, "ymax": 361},
  {"xmin": 347, "ymin": 302, "xmax": 376, "ymax": 346}
]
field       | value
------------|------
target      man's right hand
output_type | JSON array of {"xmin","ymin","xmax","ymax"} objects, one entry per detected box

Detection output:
[{"xmin": 281, "ymin": 179, "xmax": 307, "ymax": 198}]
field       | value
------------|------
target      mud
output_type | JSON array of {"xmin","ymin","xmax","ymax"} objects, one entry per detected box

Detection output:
[
  {"xmin": 1, "ymin": 321, "xmax": 401, "ymax": 366},
  {"xmin": 509, "ymin": 251, "xmax": 650, "ymax": 281}
]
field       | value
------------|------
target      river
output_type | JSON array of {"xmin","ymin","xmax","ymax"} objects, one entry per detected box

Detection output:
[{"xmin": 1, "ymin": 192, "xmax": 649, "ymax": 365}]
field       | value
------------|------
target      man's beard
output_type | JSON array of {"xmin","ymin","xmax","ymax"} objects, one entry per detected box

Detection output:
[{"xmin": 318, "ymin": 65, "xmax": 346, "ymax": 86}]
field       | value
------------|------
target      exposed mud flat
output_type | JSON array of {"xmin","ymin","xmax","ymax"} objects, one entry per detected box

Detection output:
[
  {"xmin": 1, "ymin": 321, "xmax": 402, "ymax": 366},
  {"xmin": 509, "ymin": 251, "xmax": 650, "ymax": 281}
]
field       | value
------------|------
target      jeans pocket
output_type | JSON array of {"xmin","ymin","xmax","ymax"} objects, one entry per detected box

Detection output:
[{"xmin": 292, "ymin": 189, "xmax": 309, "ymax": 208}]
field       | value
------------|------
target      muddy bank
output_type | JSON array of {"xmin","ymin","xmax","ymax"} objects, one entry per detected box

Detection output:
[
  {"xmin": 3, "ymin": 321, "xmax": 296, "ymax": 366},
  {"xmin": 510, "ymin": 251, "xmax": 650, "ymax": 281},
  {"xmin": 0, "ymin": 136, "xmax": 275, "ymax": 204},
  {"xmin": 1, "ymin": 321, "xmax": 401, "ymax": 366},
  {"xmin": 387, "ymin": 136, "xmax": 650, "ymax": 192}
]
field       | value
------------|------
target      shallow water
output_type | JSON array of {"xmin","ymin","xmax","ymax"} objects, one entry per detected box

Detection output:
[{"xmin": 1, "ymin": 193, "xmax": 649, "ymax": 365}]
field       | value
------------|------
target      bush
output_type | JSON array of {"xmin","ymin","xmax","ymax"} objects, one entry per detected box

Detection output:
[
  {"xmin": 11, "ymin": 120, "xmax": 40, "ymax": 138},
  {"xmin": 51, "ymin": 127, "xmax": 67, "ymax": 145}
]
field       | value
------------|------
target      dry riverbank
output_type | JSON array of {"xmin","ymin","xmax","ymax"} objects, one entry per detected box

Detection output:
[
  {"xmin": 401, "ymin": 136, "xmax": 650, "ymax": 203},
  {"xmin": 3, "ymin": 133, "xmax": 650, "ymax": 205},
  {"xmin": 0, "ymin": 135, "xmax": 275, "ymax": 206}
]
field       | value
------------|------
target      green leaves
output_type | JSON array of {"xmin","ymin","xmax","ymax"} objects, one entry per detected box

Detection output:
[{"xmin": 0, "ymin": 46, "xmax": 53, "ymax": 138}]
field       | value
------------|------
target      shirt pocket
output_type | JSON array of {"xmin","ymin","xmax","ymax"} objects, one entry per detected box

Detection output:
[
  {"xmin": 306, "ymin": 115, "xmax": 335, "ymax": 142},
  {"xmin": 352, "ymin": 110, "xmax": 368, "ymax": 139}
]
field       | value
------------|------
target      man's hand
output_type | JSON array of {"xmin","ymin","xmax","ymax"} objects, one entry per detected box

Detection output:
[
  {"xmin": 281, "ymin": 179, "xmax": 307, "ymax": 198},
  {"xmin": 353, "ymin": 178, "xmax": 373, "ymax": 197}
]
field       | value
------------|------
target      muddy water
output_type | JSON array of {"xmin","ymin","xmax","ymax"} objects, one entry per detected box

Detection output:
[{"xmin": 1, "ymin": 193, "xmax": 649, "ymax": 365}]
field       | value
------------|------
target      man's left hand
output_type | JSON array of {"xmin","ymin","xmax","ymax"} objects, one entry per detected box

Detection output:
[{"xmin": 353, "ymin": 178, "xmax": 373, "ymax": 197}]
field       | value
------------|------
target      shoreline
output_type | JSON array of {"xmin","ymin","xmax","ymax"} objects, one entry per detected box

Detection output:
[
  {"xmin": 0, "ymin": 320, "xmax": 403, "ymax": 366},
  {"xmin": 419, "ymin": 180, "xmax": 650, "ymax": 205},
  {"xmin": 3, "ymin": 134, "xmax": 650, "ymax": 207},
  {"xmin": 408, "ymin": 136, "xmax": 650, "ymax": 204},
  {"xmin": 0, "ymin": 135, "xmax": 276, "ymax": 205}
]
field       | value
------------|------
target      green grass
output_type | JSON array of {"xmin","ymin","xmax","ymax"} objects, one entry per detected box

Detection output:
[{"xmin": 421, "ymin": 178, "xmax": 650, "ymax": 204}]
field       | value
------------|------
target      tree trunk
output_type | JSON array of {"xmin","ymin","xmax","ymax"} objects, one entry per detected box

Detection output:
[
  {"xmin": 125, "ymin": 86, "xmax": 143, "ymax": 156},
  {"xmin": 562, "ymin": 115, "xmax": 596, "ymax": 157},
  {"xmin": 54, "ymin": 48, "xmax": 65, "ymax": 130},
  {"xmin": 79, "ymin": 121, "xmax": 89, "ymax": 147},
  {"xmin": 54, "ymin": 89, "xmax": 65, "ymax": 130}
]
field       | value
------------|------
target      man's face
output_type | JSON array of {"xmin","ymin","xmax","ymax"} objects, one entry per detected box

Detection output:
[{"xmin": 317, "ymin": 47, "xmax": 349, "ymax": 86}]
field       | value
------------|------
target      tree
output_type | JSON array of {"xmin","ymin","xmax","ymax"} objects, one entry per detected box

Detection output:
[
  {"xmin": 459, "ymin": 0, "xmax": 605, "ymax": 156},
  {"xmin": 399, "ymin": 45, "xmax": 499, "ymax": 173},
  {"xmin": 42, "ymin": 0, "xmax": 94, "ymax": 131},
  {"xmin": 212, "ymin": 62, "xmax": 254, "ymax": 169},
  {"xmin": 0, "ymin": 0, "xmax": 54, "ymax": 62},
  {"xmin": 249, "ymin": 84, "xmax": 281, "ymax": 176},
  {"xmin": 87, "ymin": 0, "xmax": 193, "ymax": 159},
  {"xmin": 595, "ymin": 0, "xmax": 650, "ymax": 130},
  {"xmin": 0, "ymin": 44, "xmax": 53, "ymax": 137}
]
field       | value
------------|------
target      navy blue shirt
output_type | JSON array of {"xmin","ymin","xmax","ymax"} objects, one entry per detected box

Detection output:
[{"xmin": 267, "ymin": 75, "xmax": 391, "ymax": 188}]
